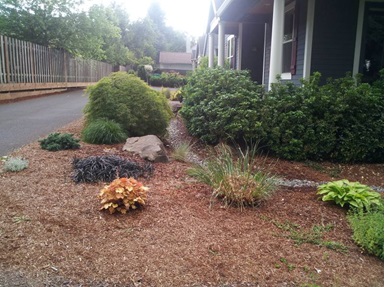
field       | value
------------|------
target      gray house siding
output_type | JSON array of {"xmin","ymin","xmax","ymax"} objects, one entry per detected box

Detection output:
[{"xmin": 311, "ymin": 0, "xmax": 359, "ymax": 81}]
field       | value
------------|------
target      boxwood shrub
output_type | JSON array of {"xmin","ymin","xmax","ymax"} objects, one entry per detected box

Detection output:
[
  {"xmin": 181, "ymin": 68, "xmax": 383, "ymax": 163},
  {"xmin": 180, "ymin": 68, "xmax": 265, "ymax": 144},
  {"xmin": 83, "ymin": 72, "xmax": 172, "ymax": 138}
]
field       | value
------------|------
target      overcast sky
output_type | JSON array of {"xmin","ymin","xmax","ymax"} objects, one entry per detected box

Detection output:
[{"xmin": 84, "ymin": 0, "xmax": 211, "ymax": 37}]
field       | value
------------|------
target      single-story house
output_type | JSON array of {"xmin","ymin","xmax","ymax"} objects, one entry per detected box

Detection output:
[
  {"xmin": 204, "ymin": 0, "xmax": 384, "ymax": 87},
  {"xmin": 158, "ymin": 52, "xmax": 193, "ymax": 75}
]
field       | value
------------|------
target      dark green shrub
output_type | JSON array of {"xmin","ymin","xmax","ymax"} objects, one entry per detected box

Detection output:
[
  {"xmin": 180, "ymin": 68, "xmax": 265, "ymax": 144},
  {"xmin": 263, "ymin": 72, "xmax": 383, "ymax": 162},
  {"xmin": 326, "ymin": 74, "xmax": 384, "ymax": 162},
  {"xmin": 263, "ymin": 73, "xmax": 339, "ymax": 161},
  {"xmin": 84, "ymin": 72, "xmax": 172, "ymax": 137},
  {"xmin": 39, "ymin": 133, "xmax": 80, "ymax": 151},
  {"xmin": 347, "ymin": 206, "xmax": 384, "ymax": 259},
  {"xmin": 82, "ymin": 119, "xmax": 127, "ymax": 144}
]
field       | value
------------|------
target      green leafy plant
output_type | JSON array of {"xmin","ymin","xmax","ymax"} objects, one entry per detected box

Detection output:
[
  {"xmin": 39, "ymin": 132, "xmax": 80, "ymax": 151},
  {"xmin": 317, "ymin": 179, "xmax": 383, "ymax": 211},
  {"xmin": 98, "ymin": 177, "xmax": 148, "ymax": 214},
  {"xmin": 84, "ymin": 72, "xmax": 172, "ymax": 137},
  {"xmin": 188, "ymin": 144, "xmax": 276, "ymax": 209},
  {"xmin": 347, "ymin": 206, "xmax": 384, "ymax": 259},
  {"xmin": 3, "ymin": 157, "xmax": 29, "ymax": 172},
  {"xmin": 82, "ymin": 119, "xmax": 127, "ymax": 144}
]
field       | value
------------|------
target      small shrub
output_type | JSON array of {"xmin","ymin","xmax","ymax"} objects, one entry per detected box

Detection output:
[
  {"xmin": 98, "ymin": 177, "xmax": 148, "ymax": 214},
  {"xmin": 317, "ymin": 179, "xmax": 383, "ymax": 211},
  {"xmin": 188, "ymin": 144, "xmax": 276, "ymax": 209},
  {"xmin": 347, "ymin": 207, "xmax": 384, "ymax": 259},
  {"xmin": 84, "ymin": 72, "xmax": 172, "ymax": 137},
  {"xmin": 39, "ymin": 133, "xmax": 80, "ymax": 151},
  {"xmin": 3, "ymin": 157, "xmax": 29, "ymax": 172},
  {"xmin": 82, "ymin": 119, "xmax": 127, "ymax": 144},
  {"xmin": 72, "ymin": 155, "xmax": 153, "ymax": 183}
]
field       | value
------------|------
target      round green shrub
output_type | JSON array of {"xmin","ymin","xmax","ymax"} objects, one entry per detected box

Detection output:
[
  {"xmin": 180, "ymin": 68, "xmax": 265, "ymax": 144},
  {"xmin": 82, "ymin": 119, "xmax": 127, "ymax": 144},
  {"xmin": 84, "ymin": 72, "xmax": 172, "ymax": 137}
]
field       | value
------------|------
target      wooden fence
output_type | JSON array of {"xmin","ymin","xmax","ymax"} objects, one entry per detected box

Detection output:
[{"xmin": 0, "ymin": 35, "xmax": 114, "ymax": 99}]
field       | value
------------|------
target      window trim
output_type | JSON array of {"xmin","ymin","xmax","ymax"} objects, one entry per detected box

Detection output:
[{"xmin": 282, "ymin": 1, "xmax": 298, "ymax": 76}]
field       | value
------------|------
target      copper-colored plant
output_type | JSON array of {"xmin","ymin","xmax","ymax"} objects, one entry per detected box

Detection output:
[{"xmin": 98, "ymin": 177, "xmax": 149, "ymax": 214}]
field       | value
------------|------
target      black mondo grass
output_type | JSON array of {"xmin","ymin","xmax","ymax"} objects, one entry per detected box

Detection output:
[{"xmin": 72, "ymin": 155, "xmax": 153, "ymax": 183}]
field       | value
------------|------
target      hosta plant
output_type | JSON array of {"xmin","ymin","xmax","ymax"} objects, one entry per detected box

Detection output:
[
  {"xmin": 317, "ymin": 179, "xmax": 383, "ymax": 211},
  {"xmin": 98, "ymin": 177, "xmax": 149, "ymax": 214}
]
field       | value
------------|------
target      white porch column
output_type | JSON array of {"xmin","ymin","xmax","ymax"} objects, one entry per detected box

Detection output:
[
  {"xmin": 218, "ymin": 21, "xmax": 225, "ymax": 67},
  {"xmin": 237, "ymin": 23, "xmax": 243, "ymax": 70},
  {"xmin": 268, "ymin": 0, "xmax": 285, "ymax": 89},
  {"xmin": 208, "ymin": 33, "xmax": 215, "ymax": 68}
]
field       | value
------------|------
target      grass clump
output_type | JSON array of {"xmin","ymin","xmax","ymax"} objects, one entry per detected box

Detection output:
[
  {"xmin": 39, "ymin": 133, "xmax": 80, "ymax": 151},
  {"xmin": 3, "ymin": 157, "xmax": 29, "ymax": 172},
  {"xmin": 82, "ymin": 119, "xmax": 127, "ymax": 144},
  {"xmin": 347, "ymin": 206, "xmax": 384, "ymax": 259},
  {"xmin": 171, "ymin": 141, "xmax": 193, "ymax": 162},
  {"xmin": 188, "ymin": 144, "xmax": 276, "ymax": 209}
]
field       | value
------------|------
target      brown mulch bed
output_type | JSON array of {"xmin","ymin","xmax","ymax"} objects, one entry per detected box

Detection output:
[{"xmin": 0, "ymin": 117, "xmax": 383, "ymax": 287}]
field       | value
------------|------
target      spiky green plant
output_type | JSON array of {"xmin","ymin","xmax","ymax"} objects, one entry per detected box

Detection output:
[
  {"xmin": 171, "ymin": 141, "xmax": 193, "ymax": 162},
  {"xmin": 82, "ymin": 119, "xmax": 127, "ymax": 144}
]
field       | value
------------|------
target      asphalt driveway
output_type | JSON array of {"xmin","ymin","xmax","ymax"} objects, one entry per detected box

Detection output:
[{"xmin": 0, "ymin": 89, "xmax": 88, "ymax": 156}]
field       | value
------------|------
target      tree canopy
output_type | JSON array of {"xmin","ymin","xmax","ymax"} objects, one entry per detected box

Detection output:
[{"xmin": 0, "ymin": 0, "xmax": 187, "ymax": 66}]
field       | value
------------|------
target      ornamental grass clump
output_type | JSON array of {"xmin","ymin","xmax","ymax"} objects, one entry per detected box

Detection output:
[
  {"xmin": 188, "ymin": 144, "xmax": 276, "ymax": 209},
  {"xmin": 98, "ymin": 177, "xmax": 148, "ymax": 214},
  {"xmin": 3, "ymin": 157, "xmax": 29, "ymax": 172},
  {"xmin": 72, "ymin": 155, "xmax": 153, "ymax": 183},
  {"xmin": 81, "ymin": 119, "xmax": 127, "ymax": 144}
]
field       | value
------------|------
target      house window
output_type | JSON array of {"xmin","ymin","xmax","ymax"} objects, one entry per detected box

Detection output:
[
  {"xmin": 227, "ymin": 35, "xmax": 236, "ymax": 68},
  {"xmin": 282, "ymin": 2, "xmax": 296, "ymax": 76}
]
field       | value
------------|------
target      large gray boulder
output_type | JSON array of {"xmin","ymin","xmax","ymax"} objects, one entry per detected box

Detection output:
[{"xmin": 122, "ymin": 135, "xmax": 169, "ymax": 163}]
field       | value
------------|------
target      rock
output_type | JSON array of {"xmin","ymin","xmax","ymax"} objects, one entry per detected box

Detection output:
[
  {"xmin": 169, "ymin": 101, "xmax": 183, "ymax": 114},
  {"xmin": 123, "ymin": 135, "xmax": 169, "ymax": 163}
]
